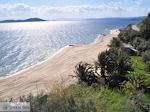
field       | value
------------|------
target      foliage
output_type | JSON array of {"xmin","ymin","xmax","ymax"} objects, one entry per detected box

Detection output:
[
  {"xmin": 142, "ymin": 50, "xmax": 150, "ymax": 62},
  {"xmin": 118, "ymin": 13, "xmax": 150, "ymax": 63},
  {"xmin": 74, "ymin": 62, "xmax": 97, "ymax": 86},
  {"xmin": 7, "ymin": 13, "xmax": 150, "ymax": 112},
  {"xmin": 131, "ymin": 37, "xmax": 150, "ymax": 54},
  {"xmin": 67, "ymin": 85, "xmax": 128, "ymax": 112},
  {"xmin": 97, "ymin": 48, "xmax": 132, "ymax": 88},
  {"xmin": 118, "ymin": 25, "xmax": 140, "ymax": 43},
  {"xmin": 23, "ymin": 88, "xmax": 97, "ymax": 112},
  {"xmin": 125, "ymin": 91, "xmax": 150, "ymax": 112},
  {"xmin": 126, "ymin": 73, "xmax": 150, "ymax": 92},
  {"xmin": 130, "ymin": 56, "xmax": 148, "ymax": 74},
  {"xmin": 22, "ymin": 85, "xmax": 133, "ymax": 112},
  {"xmin": 122, "ymin": 56, "xmax": 150, "ymax": 92},
  {"xmin": 140, "ymin": 13, "xmax": 150, "ymax": 40},
  {"xmin": 109, "ymin": 37, "xmax": 122, "ymax": 49},
  {"xmin": 145, "ymin": 61, "xmax": 150, "ymax": 73}
]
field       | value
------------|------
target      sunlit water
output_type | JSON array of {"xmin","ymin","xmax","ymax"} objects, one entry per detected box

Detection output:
[{"xmin": 0, "ymin": 19, "xmax": 142, "ymax": 76}]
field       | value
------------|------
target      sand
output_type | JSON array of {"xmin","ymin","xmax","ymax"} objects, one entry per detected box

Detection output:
[{"xmin": 0, "ymin": 29, "xmax": 120, "ymax": 99}]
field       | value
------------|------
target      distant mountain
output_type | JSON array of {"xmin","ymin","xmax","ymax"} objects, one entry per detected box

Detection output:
[
  {"xmin": 49, "ymin": 17, "xmax": 145, "ymax": 22},
  {"xmin": 0, "ymin": 18, "xmax": 46, "ymax": 23},
  {"xmin": 84, "ymin": 16, "xmax": 145, "ymax": 21},
  {"xmin": 0, "ymin": 17, "xmax": 145, "ymax": 23}
]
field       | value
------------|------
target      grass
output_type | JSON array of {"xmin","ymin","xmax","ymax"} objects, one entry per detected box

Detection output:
[
  {"xmin": 128, "ymin": 56, "xmax": 150, "ymax": 80},
  {"xmin": 66, "ymin": 85, "xmax": 128, "ymax": 112},
  {"xmin": 129, "ymin": 56, "xmax": 150, "ymax": 102},
  {"xmin": 130, "ymin": 56, "xmax": 148, "ymax": 74},
  {"xmin": 63, "ymin": 56, "xmax": 150, "ymax": 112},
  {"xmin": 5, "ymin": 56, "xmax": 150, "ymax": 112}
]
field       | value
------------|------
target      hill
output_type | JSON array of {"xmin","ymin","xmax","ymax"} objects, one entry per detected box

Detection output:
[{"xmin": 0, "ymin": 18, "xmax": 46, "ymax": 23}]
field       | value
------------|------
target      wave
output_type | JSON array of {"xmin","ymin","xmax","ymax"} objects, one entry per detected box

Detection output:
[
  {"xmin": 1, "ymin": 18, "xmax": 139, "ymax": 77},
  {"xmin": 0, "ymin": 28, "xmax": 119, "ymax": 80},
  {"xmin": 0, "ymin": 45, "xmax": 70, "ymax": 80}
]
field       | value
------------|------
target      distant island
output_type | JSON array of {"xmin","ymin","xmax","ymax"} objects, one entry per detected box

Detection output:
[
  {"xmin": 0, "ymin": 18, "xmax": 46, "ymax": 23},
  {"xmin": 0, "ymin": 17, "xmax": 145, "ymax": 23}
]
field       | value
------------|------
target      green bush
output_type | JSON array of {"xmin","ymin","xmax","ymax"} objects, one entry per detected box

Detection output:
[
  {"xmin": 24, "ymin": 90, "xmax": 97, "ymax": 112},
  {"xmin": 97, "ymin": 49, "xmax": 133, "ymax": 88},
  {"xmin": 131, "ymin": 37, "xmax": 150, "ymax": 54},
  {"xmin": 140, "ymin": 13, "xmax": 150, "ymax": 41},
  {"xmin": 118, "ymin": 26, "xmax": 140, "ymax": 43},
  {"xmin": 67, "ymin": 85, "xmax": 128, "ymax": 112},
  {"xmin": 109, "ymin": 37, "xmax": 122, "ymax": 49},
  {"xmin": 142, "ymin": 50, "xmax": 150, "ymax": 62},
  {"xmin": 126, "ymin": 73, "xmax": 150, "ymax": 92},
  {"xmin": 145, "ymin": 61, "xmax": 150, "ymax": 73},
  {"xmin": 118, "ymin": 13, "xmax": 150, "ymax": 58},
  {"xmin": 124, "ymin": 91, "xmax": 150, "ymax": 112}
]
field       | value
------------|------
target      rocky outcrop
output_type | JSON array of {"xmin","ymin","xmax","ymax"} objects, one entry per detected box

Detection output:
[{"xmin": 121, "ymin": 43, "xmax": 138, "ymax": 56}]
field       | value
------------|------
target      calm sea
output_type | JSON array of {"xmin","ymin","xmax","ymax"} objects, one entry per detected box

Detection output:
[{"xmin": 0, "ymin": 18, "xmax": 143, "ymax": 76}]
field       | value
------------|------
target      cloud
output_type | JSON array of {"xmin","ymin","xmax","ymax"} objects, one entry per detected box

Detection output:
[
  {"xmin": 0, "ymin": 3, "xmax": 34, "ymax": 12},
  {"xmin": 0, "ymin": 1, "xmax": 148, "ymax": 20},
  {"xmin": 132, "ymin": 0, "xmax": 142, "ymax": 7},
  {"xmin": 0, "ymin": 3, "xmax": 125, "ymax": 19}
]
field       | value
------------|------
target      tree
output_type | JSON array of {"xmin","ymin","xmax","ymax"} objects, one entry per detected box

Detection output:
[{"xmin": 97, "ymin": 49, "xmax": 133, "ymax": 87}]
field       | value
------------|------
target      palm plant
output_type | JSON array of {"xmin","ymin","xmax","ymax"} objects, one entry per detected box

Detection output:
[{"xmin": 74, "ymin": 62, "xmax": 97, "ymax": 86}]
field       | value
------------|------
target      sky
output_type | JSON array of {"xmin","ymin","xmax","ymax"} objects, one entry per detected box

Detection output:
[{"xmin": 0, "ymin": 0, "xmax": 150, "ymax": 20}]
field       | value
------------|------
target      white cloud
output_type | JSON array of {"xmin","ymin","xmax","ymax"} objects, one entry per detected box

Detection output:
[
  {"xmin": 0, "ymin": 3, "xmax": 126, "ymax": 19},
  {"xmin": 132, "ymin": 0, "xmax": 142, "ymax": 7},
  {"xmin": 0, "ymin": 0, "xmax": 149, "ymax": 20}
]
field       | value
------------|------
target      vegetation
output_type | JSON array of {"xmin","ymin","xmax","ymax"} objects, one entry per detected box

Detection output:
[
  {"xmin": 118, "ymin": 13, "xmax": 150, "ymax": 63},
  {"xmin": 14, "ymin": 85, "xmax": 129, "ymax": 112},
  {"xmin": 10, "ymin": 55, "xmax": 148, "ymax": 112},
  {"xmin": 74, "ymin": 49, "xmax": 133, "ymax": 89},
  {"xmin": 72, "ymin": 13, "xmax": 150, "ymax": 111},
  {"xmin": 142, "ymin": 50, "xmax": 150, "ymax": 62},
  {"xmin": 109, "ymin": 37, "xmax": 122, "ymax": 49},
  {"xmin": 125, "ymin": 91, "xmax": 150, "ymax": 112},
  {"xmin": 97, "ymin": 49, "xmax": 132, "ymax": 88},
  {"xmin": 75, "ymin": 62, "xmax": 97, "ymax": 86},
  {"xmin": 5, "ymin": 13, "xmax": 150, "ymax": 112}
]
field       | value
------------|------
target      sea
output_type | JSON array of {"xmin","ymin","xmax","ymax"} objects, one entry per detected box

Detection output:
[{"xmin": 0, "ymin": 18, "xmax": 143, "ymax": 77}]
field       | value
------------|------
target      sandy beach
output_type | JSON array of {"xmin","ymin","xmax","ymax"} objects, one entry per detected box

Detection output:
[{"xmin": 0, "ymin": 29, "xmax": 120, "ymax": 99}]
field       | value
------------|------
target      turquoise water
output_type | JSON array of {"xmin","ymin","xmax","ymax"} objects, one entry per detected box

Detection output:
[{"xmin": 0, "ymin": 19, "xmax": 142, "ymax": 76}]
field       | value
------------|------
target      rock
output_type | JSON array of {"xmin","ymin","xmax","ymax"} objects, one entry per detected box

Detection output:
[{"xmin": 121, "ymin": 43, "xmax": 138, "ymax": 56}]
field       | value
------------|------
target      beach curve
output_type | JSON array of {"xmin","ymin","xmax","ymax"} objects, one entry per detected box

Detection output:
[{"xmin": 0, "ymin": 29, "xmax": 120, "ymax": 99}]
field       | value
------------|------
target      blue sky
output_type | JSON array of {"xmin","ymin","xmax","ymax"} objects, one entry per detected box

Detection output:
[{"xmin": 0, "ymin": 0, "xmax": 150, "ymax": 20}]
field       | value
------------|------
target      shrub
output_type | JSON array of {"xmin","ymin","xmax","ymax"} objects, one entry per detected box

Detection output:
[
  {"xmin": 131, "ymin": 37, "xmax": 150, "ymax": 53},
  {"xmin": 109, "ymin": 37, "xmax": 122, "ymax": 49},
  {"xmin": 118, "ymin": 13, "xmax": 150, "ymax": 57},
  {"xmin": 145, "ymin": 61, "xmax": 150, "ymax": 73},
  {"xmin": 98, "ymin": 49, "xmax": 132, "ymax": 76},
  {"xmin": 124, "ymin": 91, "xmax": 150, "ymax": 112},
  {"xmin": 97, "ymin": 49, "xmax": 133, "ymax": 88},
  {"xmin": 126, "ymin": 73, "xmax": 150, "ymax": 92},
  {"xmin": 24, "ymin": 90, "xmax": 97, "ymax": 112},
  {"xmin": 74, "ymin": 62, "xmax": 97, "ymax": 86},
  {"xmin": 140, "ymin": 13, "xmax": 150, "ymax": 41},
  {"xmin": 118, "ymin": 26, "xmax": 140, "ymax": 43},
  {"xmin": 142, "ymin": 50, "xmax": 150, "ymax": 62}
]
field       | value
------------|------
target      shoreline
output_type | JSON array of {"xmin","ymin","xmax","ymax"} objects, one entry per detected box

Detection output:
[
  {"xmin": 0, "ymin": 38, "xmax": 98, "ymax": 80},
  {"xmin": 0, "ymin": 29, "xmax": 120, "ymax": 99},
  {"xmin": 0, "ymin": 30, "xmax": 113, "ymax": 80},
  {"xmin": 0, "ymin": 45, "xmax": 70, "ymax": 80}
]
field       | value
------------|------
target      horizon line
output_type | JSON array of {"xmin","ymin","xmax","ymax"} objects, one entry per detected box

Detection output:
[{"xmin": 0, "ymin": 16, "xmax": 146, "ymax": 21}]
